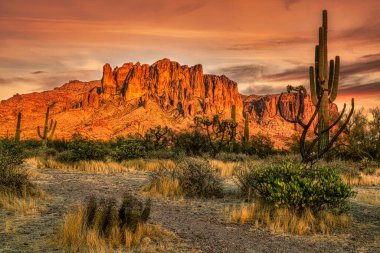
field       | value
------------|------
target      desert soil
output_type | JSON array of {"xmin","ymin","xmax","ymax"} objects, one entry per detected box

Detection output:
[{"xmin": 0, "ymin": 167, "xmax": 379, "ymax": 253}]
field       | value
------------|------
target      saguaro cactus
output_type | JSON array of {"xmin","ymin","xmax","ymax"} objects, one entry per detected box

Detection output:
[
  {"xmin": 244, "ymin": 113, "xmax": 249, "ymax": 143},
  {"xmin": 277, "ymin": 10, "xmax": 354, "ymax": 163},
  {"xmin": 309, "ymin": 10, "xmax": 340, "ymax": 151},
  {"xmin": 15, "ymin": 112, "xmax": 22, "ymax": 141},
  {"xmin": 37, "ymin": 107, "xmax": 57, "ymax": 146}
]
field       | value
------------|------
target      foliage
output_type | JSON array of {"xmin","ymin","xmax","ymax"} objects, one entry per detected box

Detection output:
[
  {"xmin": 173, "ymin": 132, "xmax": 210, "ymax": 155},
  {"xmin": 334, "ymin": 107, "xmax": 380, "ymax": 161},
  {"xmin": 194, "ymin": 114, "xmax": 237, "ymax": 156},
  {"xmin": 235, "ymin": 162, "xmax": 354, "ymax": 213},
  {"xmin": 141, "ymin": 126, "xmax": 173, "ymax": 151},
  {"xmin": 110, "ymin": 138, "xmax": 146, "ymax": 162},
  {"xmin": 176, "ymin": 158, "xmax": 223, "ymax": 198},
  {"xmin": 147, "ymin": 158, "xmax": 223, "ymax": 198},
  {"xmin": 0, "ymin": 140, "xmax": 35, "ymax": 197},
  {"xmin": 57, "ymin": 139, "xmax": 110, "ymax": 162},
  {"xmin": 244, "ymin": 133, "xmax": 274, "ymax": 157}
]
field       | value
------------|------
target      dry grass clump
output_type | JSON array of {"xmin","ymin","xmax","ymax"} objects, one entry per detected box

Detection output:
[
  {"xmin": 210, "ymin": 160, "xmax": 239, "ymax": 177},
  {"xmin": 35, "ymin": 157, "xmax": 129, "ymax": 174},
  {"xmin": 342, "ymin": 170, "xmax": 380, "ymax": 186},
  {"xmin": 143, "ymin": 175, "xmax": 183, "ymax": 199},
  {"xmin": 121, "ymin": 159, "xmax": 176, "ymax": 172},
  {"xmin": 352, "ymin": 188, "xmax": 380, "ymax": 206},
  {"xmin": 227, "ymin": 201, "xmax": 350, "ymax": 235},
  {"xmin": 58, "ymin": 193, "xmax": 174, "ymax": 252},
  {"xmin": 0, "ymin": 191, "xmax": 47, "ymax": 215}
]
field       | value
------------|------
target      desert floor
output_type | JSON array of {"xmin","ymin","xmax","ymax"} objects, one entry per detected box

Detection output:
[{"xmin": 0, "ymin": 164, "xmax": 379, "ymax": 253}]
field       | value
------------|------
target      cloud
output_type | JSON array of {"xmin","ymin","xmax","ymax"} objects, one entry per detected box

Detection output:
[
  {"xmin": 0, "ymin": 77, "xmax": 33, "ymax": 86},
  {"xmin": 215, "ymin": 64, "xmax": 265, "ymax": 83},
  {"xmin": 31, "ymin": 71, "xmax": 46, "ymax": 74},
  {"xmin": 339, "ymin": 82, "xmax": 380, "ymax": 96},
  {"xmin": 227, "ymin": 36, "xmax": 312, "ymax": 51},
  {"xmin": 283, "ymin": 0, "xmax": 303, "ymax": 10},
  {"xmin": 240, "ymin": 84, "xmax": 284, "ymax": 95}
]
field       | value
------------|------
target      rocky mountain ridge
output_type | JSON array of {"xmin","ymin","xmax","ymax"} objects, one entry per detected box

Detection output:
[{"xmin": 0, "ymin": 59, "xmax": 331, "ymax": 145}]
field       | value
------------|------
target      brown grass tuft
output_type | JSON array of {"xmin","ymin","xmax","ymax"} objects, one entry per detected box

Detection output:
[
  {"xmin": 210, "ymin": 160, "xmax": 239, "ymax": 177},
  {"xmin": 342, "ymin": 170, "xmax": 380, "ymax": 186},
  {"xmin": 0, "ymin": 190, "xmax": 47, "ymax": 215},
  {"xmin": 143, "ymin": 176, "xmax": 183, "ymax": 199},
  {"xmin": 227, "ymin": 201, "xmax": 350, "ymax": 235}
]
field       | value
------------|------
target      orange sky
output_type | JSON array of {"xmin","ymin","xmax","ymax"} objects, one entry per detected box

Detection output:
[{"xmin": 0, "ymin": 0, "xmax": 379, "ymax": 110}]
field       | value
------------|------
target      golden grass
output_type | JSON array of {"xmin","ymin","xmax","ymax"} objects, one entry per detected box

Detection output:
[
  {"xmin": 0, "ymin": 192, "xmax": 40, "ymax": 215},
  {"xmin": 142, "ymin": 176, "xmax": 183, "ymax": 199},
  {"xmin": 122, "ymin": 159, "xmax": 176, "ymax": 172},
  {"xmin": 210, "ymin": 160, "xmax": 239, "ymax": 177},
  {"xmin": 59, "ymin": 205, "xmax": 175, "ymax": 253},
  {"xmin": 4, "ymin": 218, "xmax": 16, "ymax": 234},
  {"xmin": 227, "ymin": 201, "xmax": 350, "ymax": 235},
  {"xmin": 36, "ymin": 158, "xmax": 129, "ymax": 174},
  {"xmin": 342, "ymin": 170, "xmax": 380, "ymax": 186},
  {"xmin": 353, "ymin": 188, "xmax": 380, "ymax": 206}
]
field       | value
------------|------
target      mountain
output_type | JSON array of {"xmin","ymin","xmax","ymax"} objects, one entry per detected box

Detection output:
[{"xmin": 0, "ymin": 59, "xmax": 329, "ymax": 147}]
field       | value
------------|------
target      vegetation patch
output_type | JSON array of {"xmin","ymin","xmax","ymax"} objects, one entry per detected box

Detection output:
[
  {"xmin": 58, "ymin": 193, "xmax": 173, "ymax": 252},
  {"xmin": 144, "ymin": 158, "xmax": 223, "ymax": 199}
]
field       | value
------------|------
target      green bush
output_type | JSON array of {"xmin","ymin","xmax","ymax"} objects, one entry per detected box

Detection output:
[
  {"xmin": 0, "ymin": 140, "xmax": 35, "ymax": 197},
  {"xmin": 57, "ymin": 140, "xmax": 110, "ymax": 162},
  {"xmin": 110, "ymin": 138, "xmax": 146, "ymax": 162},
  {"xmin": 244, "ymin": 133, "xmax": 275, "ymax": 158},
  {"xmin": 173, "ymin": 132, "xmax": 210, "ymax": 156},
  {"xmin": 236, "ymin": 162, "xmax": 354, "ymax": 213}
]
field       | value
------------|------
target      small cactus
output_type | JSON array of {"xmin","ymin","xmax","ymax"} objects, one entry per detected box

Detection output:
[
  {"xmin": 244, "ymin": 113, "xmax": 249, "ymax": 143},
  {"xmin": 37, "ymin": 106, "xmax": 57, "ymax": 146},
  {"xmin": 15, "ymin": 112, "xmax": 22, "ymax": 141}
]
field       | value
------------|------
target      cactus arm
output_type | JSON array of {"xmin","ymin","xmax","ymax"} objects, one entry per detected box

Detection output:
[
  {"xmin": 37, "ymin": 126, "xmax": 44, "ymax": 139},
  {"xmin": 244, "ymin": 113, "xmax": 249, "ymax": 143},
  {"xmin": 330, "ymin": 56, "xmax": 340, "ymax": 102},
  {"xmin": 309, "ymin": 66, "xmax": 318, "ymax": 106},
  {"xmin": 48, "ymin": 121, "xmax": 57, "ymax": 140},
  {"xmin": 328, "ymin": 59, "xmax": 334, "ymax": 92},
  {"xmin": 48, "ymin": 119, "xmax": 54, "ymax": 131}
]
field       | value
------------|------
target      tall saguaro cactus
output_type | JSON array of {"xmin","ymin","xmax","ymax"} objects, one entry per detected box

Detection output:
[
  {"xmin": 15, "ymin": 112, "xmax": 22, "ymax": 141},
  {"xmin": 309, "ymin": 10, "xmax": 340, "ymax": 151},
  {"xmin": 37, "ymin": 107, "xmax": 57, "ymax": 146},
  {"xmin": 277, "ymin": 10, "xmax": 354, "ymax": 163}
]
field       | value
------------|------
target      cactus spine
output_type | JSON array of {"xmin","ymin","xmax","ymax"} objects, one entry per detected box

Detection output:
[
  {"xmin": 37, "ymin": 107, "xmax": 57, "ymax": 146},
  {"xmin": 309, "ymin": 10, "xmax": 340, "ymax": 152},
  {"xmin": 244, "ymin": 113, "xmax": 249, "ymax": 143},
  {"xmin": 15, "ymin": 112, "xmax": 22, "ymax": 141}
]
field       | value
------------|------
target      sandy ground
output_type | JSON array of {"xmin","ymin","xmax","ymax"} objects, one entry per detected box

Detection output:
[{"xmin": 0, "ymin": 167, "xmax": 379, "ymax": 253}]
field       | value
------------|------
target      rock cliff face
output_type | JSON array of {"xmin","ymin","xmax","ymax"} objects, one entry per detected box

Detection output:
[
  {"xmin": 0, "ymin": 58, "xmax": 334, "ymax": 145},
  {"xmin": 84, "ymin": 59, "xmax": 243, "ymax": 117}
]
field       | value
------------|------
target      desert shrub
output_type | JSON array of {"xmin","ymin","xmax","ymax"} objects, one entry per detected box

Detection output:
[
  {"xmin": 48, "ymin": 139, "xmax": 69, "ymax": 153},
  {"xmin": 142, "ymin": 126, "xmax": 173, "ymax": 151},
  {"xmin": 144, "ymin": 158, "xmax": 223, "ymax": 198},
  {"xmin": 244, "ymin": 133, "xmax": 275, "ymax": 158},
  {"xmin": 177, "ymin": 158, "xmax": 223, "ymax": 198},
  {"xmin": 0, "ymin": 140, "xmax": 35, "ymax": 197},
  {"xmin": 57, "ymin": 139, "xmax": 110, "ymax": 162},
  {"xmin": 110, "ymin": 138, "xmax": 146, "ymax": 162},
  {"xmin": 236, "ymin": 162, "xmax": 354, "ymax": 213},
  {"xmin": 173, "ymin": 132, "xmax": 210, "ymax": 155}
]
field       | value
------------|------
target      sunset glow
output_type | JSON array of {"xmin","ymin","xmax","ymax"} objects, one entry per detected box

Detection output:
[{"xmin": 1, "ymin": 0, "xmax": 379, "ymax": 109}]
